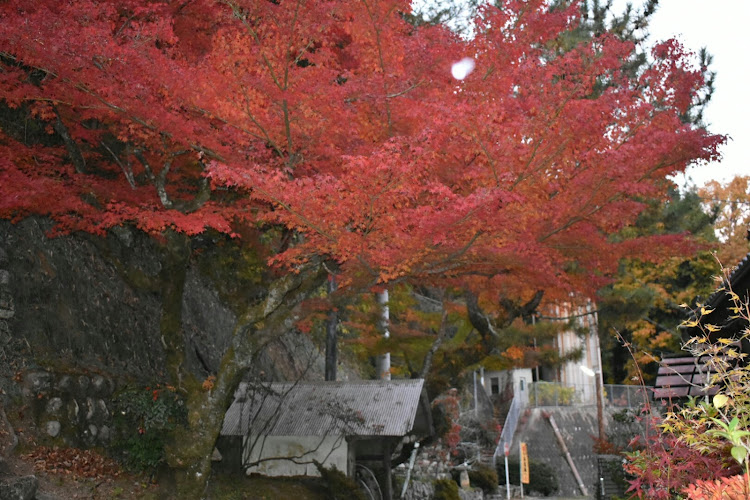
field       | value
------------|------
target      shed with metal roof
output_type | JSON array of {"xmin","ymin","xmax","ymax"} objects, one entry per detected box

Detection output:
[{"xmin": 217, "ymin": 379, "xmax": 433, "ymax": 484}]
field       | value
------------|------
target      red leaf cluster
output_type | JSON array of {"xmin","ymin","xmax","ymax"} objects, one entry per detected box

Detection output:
[
  {"xmin": 0, "ymin": 0, "xmax": 725, "ymax": 298},
  {"xmin": 623, "ymin": 419, "xmax": 740, "ymax": 499}
]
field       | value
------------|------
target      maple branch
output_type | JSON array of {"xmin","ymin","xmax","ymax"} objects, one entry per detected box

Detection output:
[
  {"xmin": 245, "ymin": 434, "xmax": 346, "ymax": 468},
  {"xmin": 52, "ymin": 107, "xmax": 86, "ymax": 174},
  {"xmin": 283, "ymin": 0, "xmax": 303, "ymax": 91},
  {"xmin": 69, "ymin": 78, "xmax": 226, "ymax": 163},
  {"xmin": 133, "ymin": 146, "xmax": 211, "ymax": 213},
  {"xmin": 282, "ymin": 99, "xmax": 295, "ymax": 171},
  {"xmin": 538, "ymin": 179, "xmax": 610, "ymax": 242},
  {"xmin": 134, "ymin": 150, "xmax": 168, "ymax": 206},
  {"xmin": 4, "ymin": 46, "xmax": 229, "ymax": 171},
  {"xmin": 233, "ymin": 172, "xmax": 337, "ymax": 245},
  {"xmin": 225, "ymin": 0, "xmax": 284, "ymax": 91},
  {"xmin": 472, "ymin": 134, "xmax": 500, "ymax": 187},
  {"xmin": 361, "ymin": 0, "xmax": 397, "ymax": 135},
  {"xmin": 100, "ymin": 140, "xmax": 136, "ymax": 189},
  {"xmin": 465, "ymin": 291, "xmax": 499, "ymax": 345},
  {"xmin": 512, "ymin": 83, "xmax": 579, "ymax": 190},
  {"xmin": 539, "ymin": 145, "xmax": 685, "ymax": 243},
  {"xmin": 114, "ymin": 11, "xmax": 137, "ymax": 38},
  {"xmin": 420, "ymin": 304, "xmax": 448, "ymax": 379},
  {"xmin": 416, "ymin": 230, "xmax": 485, "ymax": 277},
  {"xmin": 386, "ymin": 80, "xmax": 424, "ymax": 99}
]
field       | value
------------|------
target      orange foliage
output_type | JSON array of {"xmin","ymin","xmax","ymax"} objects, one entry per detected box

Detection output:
[{"xmin": 683, "ymin": 474, "xmax": 750, "ymax": 500}]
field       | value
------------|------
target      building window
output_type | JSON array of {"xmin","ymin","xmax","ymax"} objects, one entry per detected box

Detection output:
[{"xmin": 490, "ymin": 377, "xmax": 499, "ymax": 395}]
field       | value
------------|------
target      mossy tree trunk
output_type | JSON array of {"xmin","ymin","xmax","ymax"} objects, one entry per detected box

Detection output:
[{"xmin": 152, "ymin": 232, "xmax": 326, "ymax": 498}]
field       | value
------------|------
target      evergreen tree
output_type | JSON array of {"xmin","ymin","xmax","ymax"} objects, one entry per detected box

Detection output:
[{"xmin": 598, "ymin": 187, "xmax": 719, "ymax": 383}]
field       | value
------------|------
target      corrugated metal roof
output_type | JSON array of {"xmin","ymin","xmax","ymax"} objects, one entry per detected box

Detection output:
[{"xmin": 221, "ymin": 379, "xmax": 426, "ymax": 437}]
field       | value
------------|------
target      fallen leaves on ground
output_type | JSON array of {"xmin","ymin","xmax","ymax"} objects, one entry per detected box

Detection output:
[{"xmin": 22, "ymin": 446, "xmax": 122, "ymax": 480}]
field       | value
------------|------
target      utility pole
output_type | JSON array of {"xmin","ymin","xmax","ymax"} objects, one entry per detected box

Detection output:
[
  {"xmin": 376, "ymin": 289, "xmax": 390, "ymax": 380},
  {"xmin": 325, "ymin": 274, "xmax": 338, "ymax": 381}
]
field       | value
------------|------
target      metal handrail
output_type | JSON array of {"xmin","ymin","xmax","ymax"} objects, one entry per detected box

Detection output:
[{"xmin": 492, "ymin": 393, "xmax": 523, "ymax": 467}]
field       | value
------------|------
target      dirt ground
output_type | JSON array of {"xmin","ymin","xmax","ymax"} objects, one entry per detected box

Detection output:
[
  {"xmin": 0, "ymin": 403, "xmax": 159, "ymax": 500},
  {"xmin": 0, "ymin": 406, "xmax": 331, "ymax": 500},
  {"xmin": 2, "ymin": 452, "xmax": 160, "ymax": 500}
]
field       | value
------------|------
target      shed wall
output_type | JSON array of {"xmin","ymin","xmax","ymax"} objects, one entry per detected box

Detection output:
[{"xmin": 244, "ymin": 434, "xmax": 348, "ymax": 477}]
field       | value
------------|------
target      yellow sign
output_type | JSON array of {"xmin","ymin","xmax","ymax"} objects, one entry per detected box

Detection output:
[{"xmin": 520, "ymin": 442, "xmax": 530, "ymax": 484}]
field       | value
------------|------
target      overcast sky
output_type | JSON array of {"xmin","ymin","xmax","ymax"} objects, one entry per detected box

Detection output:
[{"xmin": 642, "ymin": 0, "xmax": 749, "ymax": 188}]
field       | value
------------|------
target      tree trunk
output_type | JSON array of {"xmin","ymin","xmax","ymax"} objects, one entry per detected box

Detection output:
[
  {"xmin": 154, "ymin": 241, "xmax": 326, "ymax": 499},
  {"xmin": 325, "ymin": 274, "xmax": 338, "ymax": 381},
  {"xmin": 166, "ymin": 345, "xmax": 246, "ymax": 499},
  {"xmin": 419, "ymin": 307, "xmax": 449, "ymax": 379}
]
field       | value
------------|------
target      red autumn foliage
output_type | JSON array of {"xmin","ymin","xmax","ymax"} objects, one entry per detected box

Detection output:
[
  {"xmin": 0, "ymin": 0, "xmax": 723, "ymax": 300},
  {"xmin": 432, "ymin": 389, "xmax": 462, "ymax": 456},
  {"xmin": 623, "ymin": 417, "xmax": 740, "ymax": 499},
  {"xmin": 0, "ymin": 2, "xmax": 727, "ymax": 496}
]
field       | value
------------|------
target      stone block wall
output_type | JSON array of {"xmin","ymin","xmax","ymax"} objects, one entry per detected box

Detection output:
[{"xmin": 22, "ymin": 370, "xmax": 116, "ymax": 448}]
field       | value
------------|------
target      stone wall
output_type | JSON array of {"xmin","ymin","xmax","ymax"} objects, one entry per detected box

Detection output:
[
  {"xmin": 0, "ymin": 218, "xmax": 351, "ymax": 449},
  {"xmin": 0, "ymin": 218, "xmax": 342, "ymax": 386},
  {"xmin": 0, "ymin": 219, "xmax": 167, "ymax": 381},
  {"xmin": 514, "ymin": 406, "xmax": 628, "ymax": 497},
  {"xmin": 22, "ymin": 370, "xmax": 116, "ymax": 448}
]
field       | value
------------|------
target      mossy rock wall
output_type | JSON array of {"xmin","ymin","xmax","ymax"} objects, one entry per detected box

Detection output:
[{"xmin": 21, "ymin": 369, "xmax": 117, "ymax": 448}]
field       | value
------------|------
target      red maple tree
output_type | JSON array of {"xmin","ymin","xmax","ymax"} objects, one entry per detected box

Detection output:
[{"xmin": 0, "ymin": 0, "xmax": 723, "ymax": 496}]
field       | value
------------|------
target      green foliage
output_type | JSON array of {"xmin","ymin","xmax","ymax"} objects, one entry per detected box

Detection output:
[
  {"xmin": 598, "ymin": 187, "xmax": 719, "ymax": 383},
  {"xmin": 433, "ymin": 478, "xmax": 460, "ymax": 500},
  {"xmin": 529, "ymin": 382, "xmax": 577, "ymax": 406},
  {"xmin": 498, "ymin": 458, "xmax": 559, "ymax": 496},
  {"xmin": 313, "ymin": 461, "xmax": 366, "ymax": 500},
  {"xmin": 207, "ymin": 473, "xmax": 330, "ymax": 500},
  {"xmin": 663, "ymin": 300, "xmax": 750, "ymax": 469},
  {"xmin": 469, "ymin": 462, "xmax": 498, "ymax": 493},
  {"xmin": 112, "ymin": 385, "xmax": 186, "ymax": 473}
]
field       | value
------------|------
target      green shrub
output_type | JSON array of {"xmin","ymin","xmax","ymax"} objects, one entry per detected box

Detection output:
[
  {"xmin": 529, "ymin": 382, "xmax": 577, "ymax": 406},
  {"xmin": 313, "ymin": 461, "xmax": 366, "ymax": 500},
  {"xmin": 111, "ymin": 385, "xmax": 186, "ymax": 472},
  {"xmin": 497, "ymin": 458, "xmax": 558, "ymax": 496},
  {"xmin": 433, "ymin": 478, "xmax": 460, "ymax": 500},
  {"xmin": 469, "ymin": 462, "xmax": 498, "ymax": 493}
]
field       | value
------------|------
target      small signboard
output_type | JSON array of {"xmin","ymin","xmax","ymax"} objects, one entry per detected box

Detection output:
[
  {"xmin": 504, "ymin": 442, "xmax": 510, "ymax": 457},
  {"xmin": 520, "ymin": 442, "xmax": 530, "ymax": 484}
]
